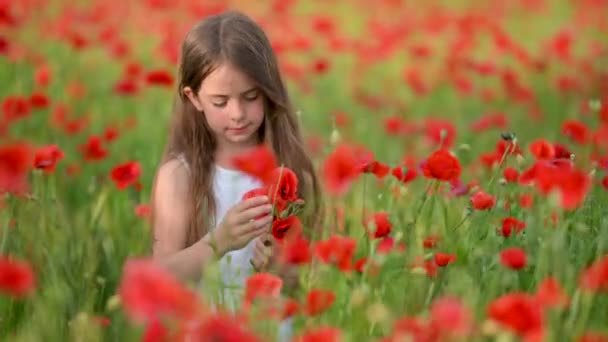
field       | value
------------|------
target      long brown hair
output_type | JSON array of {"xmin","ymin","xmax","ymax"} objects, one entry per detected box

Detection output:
[{"xmin": 152, "ymin": 10, "xmax": 322, "ymax": 247}]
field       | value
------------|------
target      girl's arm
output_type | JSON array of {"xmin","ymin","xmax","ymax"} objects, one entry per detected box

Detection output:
[{"xmin": 151, "ymin": 159, "xmax": 217, "ymax": 282}]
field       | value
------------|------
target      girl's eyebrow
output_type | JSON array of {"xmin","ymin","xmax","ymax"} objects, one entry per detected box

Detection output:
[{"xmin": 208, "ymin": 87, "xmax": 257, "ymax": 98}]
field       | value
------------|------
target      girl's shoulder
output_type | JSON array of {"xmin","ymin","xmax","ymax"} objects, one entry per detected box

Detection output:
[{"xmin": 169, "ymin": 153, "xmax": 191, "ymax": 173}]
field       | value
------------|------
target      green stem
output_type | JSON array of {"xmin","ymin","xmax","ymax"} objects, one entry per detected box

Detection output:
[
  {"xmin": 0, "ymin": 195, "xmax": 15, "ymax": 254},
  {"xmin": 487, "ymin": 139, "xmax": 515, "ymax": 188},
  {"xmin": 412, "ymin": 180, "xmax": 437, "ymax": 226}
]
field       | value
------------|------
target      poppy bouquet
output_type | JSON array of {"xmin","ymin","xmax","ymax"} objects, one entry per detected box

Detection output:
[{"xmin": 241, "ymin": 166, "xmax": 306, "ymax": 242}]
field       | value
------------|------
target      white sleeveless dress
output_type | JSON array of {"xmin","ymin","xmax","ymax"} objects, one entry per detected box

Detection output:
[{"xmin": 177, "ymin": 156, "xmax": 293, "ymax": 341}]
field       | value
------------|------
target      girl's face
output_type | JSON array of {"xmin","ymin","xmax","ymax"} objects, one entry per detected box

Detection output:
[{"xmin": 184, "ymin": 62, "xmax": 265, "ymax": 151}]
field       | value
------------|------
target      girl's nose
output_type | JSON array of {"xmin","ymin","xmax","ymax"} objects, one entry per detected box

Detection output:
[{"xmin": 228, "ymin": 100, "xmax": 246, "ymax": 122}]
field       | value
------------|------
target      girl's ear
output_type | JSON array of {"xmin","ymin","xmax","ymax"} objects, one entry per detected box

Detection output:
[{"xmin": 183, "ymin": 86, "xmax": 204, "ymax": 112}]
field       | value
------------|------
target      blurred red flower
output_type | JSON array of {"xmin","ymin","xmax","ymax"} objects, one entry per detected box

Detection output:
[
  {"xmin": 470, "ymin": 190, "xmax": 496, "ymax": 210},
  {"xmin": 434, "ymin": 253, "xmax": 456, "ymax": 267},
  {"xmin": 501, "ymin": 217, "xmax": 526, "ymax": 237},
  {"xmin": 504, "ymin": 167, "xmax": 519, "ymax": 183},
  {"xmin": 500, "ymin": 247, "xmax": 527, "ymax": 270},
  {"xmin": 314, "ymin": 235, "xmax": 356, "ymax": 272},
  {"xmin": 2, "ymin": 96, "xmax": 30, "ymax": 122},
  {"xmin": 0, "ymin": 142, "xmax": 32, "ymax": 194},
  {"xmin": 232, "ymin": 145, "xmax": 278, "ymax": 185},
  {"xmin": 110, "ymin": 161, "xmax": 142, "ymax": 190},
  {"xmin": 579, "ymin": 255, "xmax": 608, "ymax": 293},
  {"xmin": 79, "ymin": 136, "xmax": 108, "ymax": 161},
  {"xmin": 272, "ymin": 215, "xmax": 301, "ymax": 241},
  {"xmin": 363, "ymin": 212, "xmax": 392, "ymax": 239},
  {"xmin": 280, "ymin": 236, "xmax": 312, "ymax": 265},
  {"xmin": 178, "ymin": 313, "xmax": 261, "ymax": 342},
  {"xmin": 294, "ymin": 326, "xmax": 341, "ymax": 342},
  {"xmin": 562, "ymin": 120, "xmax": 591, "ymax": 144},
  {"xmin": 422, "ymin": 149, "xmax": 461, "ymax": 181},
  {"xmin": 535, "ymin": 277, "xmax": 569, "ymax": 308},
  {"xmin": 305, "ymin": 288, "xmax": 335, "ymax": 316},
  {"xmin": 321, "ymin": 144, "xmax": 361, "ymax": 196},
  {"xmin": 244, "ymin": 272, "xmax": 283, "ymax": 306},
  {"xmin": 118, "ymin": 258, "xmax": 200, "ymax": 324},
  {"xmin": 0, "ymin": 255, "xmax": 35, "ymax": 298},
  {"xmin": 392, "ymin": 165, "xmax": 418, "ymax": 184},
  {"xmin": 529, "ymin": 139, "xmax": 555, "ymax": 160},
  {"xmin": 488, "ymin": 292, "xmax": 543, "ymax": 342},
  {"xmin": 34, "ymin": 144, "xmax": 64, "ymax": 173},
  {"xmin": 145, "ymin": 70, "xmax": 174, "ymax": 87}
]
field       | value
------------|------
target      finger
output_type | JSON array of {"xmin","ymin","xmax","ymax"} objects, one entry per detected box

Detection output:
[
  {"xmin": 240, "ymin": 215, "xmax": 273, "ymax": 235},
  {"xmin": 263, "ymin": 245, "xmax": 273, "ymax": 258},
  {"xmin": 238, "ymin": 204, "xmax": 273, "ymax": 223},
  {"xmin": 242, "ymin": 224, "xmax": 270, "ymax": 243},
  {"xmin": 237, "ymin": 196, "xmax": 269, "ymax": 211},
  {"xmin": 249, "ymin": 258, "xmax": 260, "ymax": 272},
  {"xmin": 251, "ymin": 254, "xmax": 267, "ymax": 271}
]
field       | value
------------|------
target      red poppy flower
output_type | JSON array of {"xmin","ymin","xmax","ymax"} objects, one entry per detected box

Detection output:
[
  {"xmin": 500, "ymin": 247, "xmax": 527, "ymax": 270},
  {"xmin": 79, "ymin": 136, "xmax": 108, "ymax": 161},
  {"xmin": 29, "ymin": 92, "xmax": 50, "ymax": 110},
  {"xmin": 118, "ymin": 258, "xmax": 200, "ymax": 323},
  {"xmin": 423, "ymin": 235, "xmax": 440, "ymax": 249},
  {"xmin": 535, "ymin": 277, "xmax": 569, "ymax": 308},
  {"xmin": 244, "ymin": 272, "xmax": 283, "ymax": 306},
  {"xmin": 503, "ymin": 167, "xmax": 519, "ymax": 183},
  {"xmin": 392, "ymin": 165, "xmax": 417, "ymax": 184},
  {"xmin": 33, "ymin": 144, "xmax": 64, "ymax": 173},
  {"xmin": 305, "ymin": 289, "xmax": 335, "ymax": 316},
  {"xmin": 422, "ymin": 149, "xmax": 461, "ymax": 181},
  {"xmin": 561, "ymin": 120, "xmax": 591, "ymax": 144},
  {"xmin": 103, "ymin": 126, "xmax": 120, "ymax": 142},
  {"xmin": 434, "ymin": 253, "xmax": 456, "ymax": 267},
  {"xmin": 271, "ymin": 215, "xmax": 301, "ymax": 241},
  {"xmin": 110, "ymin": 161, "xmax": 142, "ymax": 190},
  {"xmin": 533, "ymin": 160, "xmax": 591, "ymax": 210},
  {"xmin": 268, "ymin": 166, "xmax": 299, "ymax": 204},
  {"xmin": 179, "ymin": 313, "xmax": 261, "ymax": 342},
  {"xmin": 294, "ymin": 326, "xmax": 341, "ymax": 342},
  {"xmin": 114, "ymin": 79, "xmax": 139, "ymax": 96},
  {"xmin": 2, "ymin": 96, "xmax": 30, "ymax": 122},
  {"xmin": 145, "ymin": 70, "xmax": 174, "ymax": 87},
  {"xmin": 321, "ymin": 144, "xmax": 361, "ymax": 196},
  {"xmin": 424, "ymin": 118, "xmax": 456, "ymax": 149},
  {"xmin": 529, "ymin": 139, "xmax": 555, "ymax": 160},
  {"xmin": 364, "ymin": 212, "xmax": 392, "ymax": 239},
  {"xmin": 280, "ymin": 236, "xmax": 312, "ymax": 265},
  {"xmin": 282, "ymin": 298, "xmax": 300, "ymax": 319},
  {"xmin": 360, "ymin": 160, "xmax": 390, "ymax": 179},
  {"xmin": 314, "ymin": 235, "xmax": 356, "ymax": 272},
  {"xmin": 487, "ymin": 292, "xmax": 544, "ymax": 341},
  {"xmin": 501, "ymin": 217, "xmax": 526, "ymax": 237},
  {"xmin": 470, "ymin": 190, "xmax": 496, "ymax": 210},
  {"xmin": 429, "ymin": 296, "xmax": 472, "ymax": 339},
  {"xmin": 0, "ymin": 255, "xmax": 35, "ymax": 298},
  {"xmin": 232, "ymin": 145, "xmax": 278, "ymax": 185},
  {"xmin": 579, "ymin": 255, "xmax": 608, "ymax": 292},
  {"xmin": 0, "ymin": 142, "xmax": 32, "ymax": 194},
  {"xmin": 34, "ymin": 64, "xmax": 51, "ymax": 87},
  {"xmin": 135, "ymin": 204, "xmax": 151, "ymax": 218}
]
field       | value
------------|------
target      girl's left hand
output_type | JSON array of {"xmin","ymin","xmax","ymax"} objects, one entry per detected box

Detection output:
[{"xmin": 250, "ymin": 233, "xmax": 274, "ymax": 272}]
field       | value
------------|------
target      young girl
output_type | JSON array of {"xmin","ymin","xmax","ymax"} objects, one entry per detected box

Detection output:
[{"xmin": 150, "ymin": 9, "xmax": 321, "ymax": 340}]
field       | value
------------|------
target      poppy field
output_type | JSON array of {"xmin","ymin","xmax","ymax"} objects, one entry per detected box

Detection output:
[{"xmin": 2, "ymin": 0, "xmax": 608, "ymax": 341}]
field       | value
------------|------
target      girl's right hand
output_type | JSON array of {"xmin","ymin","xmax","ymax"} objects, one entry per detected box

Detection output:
[{"xmin": 208, "ymin": 196, "xmax": 273, "ymax": 256}]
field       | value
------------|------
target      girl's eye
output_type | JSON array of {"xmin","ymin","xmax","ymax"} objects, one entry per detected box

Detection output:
[
  {"xmin": 244, "ymin": 92, "xmax": 259, "ymax": 101},
  {"xmin": 212, "ymin": 102, "xmax": 227, "ymax": 108}
]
